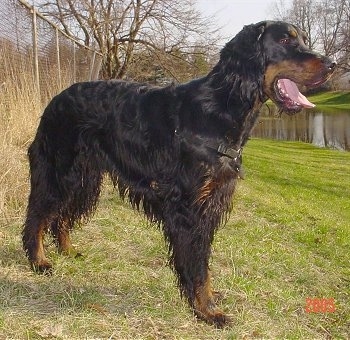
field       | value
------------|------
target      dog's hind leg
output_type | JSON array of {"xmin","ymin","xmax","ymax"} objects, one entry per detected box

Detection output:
[
  {"xmin": 22, "ymin": 211, "xmax": 54, "ymax": 274},
  {"xmin": 23, "ymin": 183, "xmax": 57, "ymax": 272},
  {"xmin": 50, "ymin": 217, "xmax": 71, "ymax": 255},
  {"xmin": 22, "ymin": 139, "xmax": 63, "ymax": 274},
  {"xmin": 50, "ymin": 217, "xmax": 82, "ymax": 258},
  {"xmin": 23, "ymin": 185, "xmax": 61, "ymax": 273}
]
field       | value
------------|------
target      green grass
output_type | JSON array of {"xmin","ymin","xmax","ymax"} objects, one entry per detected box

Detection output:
[
  {"xmin": 1, "ymin": 139, "xmax": 349, "ymax": 338},
  {"xmin": 309, "ymin": 91, "xmax": 350, "ymax": 110}
]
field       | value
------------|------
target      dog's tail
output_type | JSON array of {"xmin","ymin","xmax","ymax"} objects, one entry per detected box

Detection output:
[{"xmin": 25, "ymin": 100, "xmax": 103, "ymax": 230}]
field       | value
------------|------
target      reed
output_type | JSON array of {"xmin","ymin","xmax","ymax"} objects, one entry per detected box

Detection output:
[{"xmin": 0, "ymin": 50, "xmax": 68, "ymax": 223}]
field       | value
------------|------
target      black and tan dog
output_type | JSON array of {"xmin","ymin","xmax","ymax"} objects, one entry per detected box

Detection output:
[{"xmin": 23, "ymin": 21, "xmax": 335, "ymax": 327}]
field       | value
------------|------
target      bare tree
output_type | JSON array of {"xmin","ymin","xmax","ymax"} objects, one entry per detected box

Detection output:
[
  {"xmin": 315, "ymin": 0, "xmax": 345, "ymax": 56},
  {"xmin": 337, "ymin": 1, "xmax": 350, "ymax": 72},
  {"xmin": 35, "ymin": 0, "xmax": 219, "ymax": 80}
]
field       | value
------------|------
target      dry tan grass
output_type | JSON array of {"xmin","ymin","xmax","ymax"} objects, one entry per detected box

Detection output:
[
  {"xmin": 0, "ymin": 48, "xmax": 75, "ymax": 224},
  {"xmin": 0, "ymin": 75, "xmax": 39, "ymax": 223}
]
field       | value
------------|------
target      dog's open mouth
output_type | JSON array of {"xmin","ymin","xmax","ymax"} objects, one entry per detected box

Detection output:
[{"xmin": 274, "ymin": 78, "xmax": 315, "ymax": 113}]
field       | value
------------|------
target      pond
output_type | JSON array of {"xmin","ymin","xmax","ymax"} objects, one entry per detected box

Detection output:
[{"xmin": 252, "ymin": 106, "xmax": 350, "ymax": 151}]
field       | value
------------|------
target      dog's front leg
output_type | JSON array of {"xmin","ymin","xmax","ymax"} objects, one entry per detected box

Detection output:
[
  {"xmin": 163, "ymin": 213, "xmax": 230, "ymax": 327},
  {"xmin": 193, "ymin": 269, "xmax": 230, "ymax": 327}
]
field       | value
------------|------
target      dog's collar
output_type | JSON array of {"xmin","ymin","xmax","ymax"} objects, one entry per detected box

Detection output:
[
  {"xmin": 216, "ymin": 144, "xmax": 242, "ymax": 161},
  {"xmin": 174, "ymin": 129, "xmax": 244, "ymax": 178},
  {"xmin": 209, "ymin": 143, "xmax": 245, "ymax": 179},
  {"xmin": 186, "ymin": 133, "xmax": 245, "ymax": 179}
]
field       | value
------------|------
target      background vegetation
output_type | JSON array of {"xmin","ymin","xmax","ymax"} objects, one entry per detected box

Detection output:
[
  {"xmin": 37, "ymin": 0, "xmax": 350, "ymax": 84},
  {"xmin": 309, "ymin": 91, "xmax": 350, "ymax": 110},
  {"xmin": 35, "ymin": 0, "xmax": 218, "ymax": 81}
]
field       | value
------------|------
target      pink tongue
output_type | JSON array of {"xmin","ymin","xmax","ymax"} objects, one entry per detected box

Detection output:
[{"xmin": 279, "ymin": 79, "xmax": 315, "ymax": 108}]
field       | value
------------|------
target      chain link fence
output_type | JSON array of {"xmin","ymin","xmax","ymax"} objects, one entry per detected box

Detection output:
[
  {"xmin": 0, "ymin": 0, "xmax": 102, "ymax": 221},
  {"xmin": 0, "ymin": 0, "xmax": 102, "ymax": 105}
]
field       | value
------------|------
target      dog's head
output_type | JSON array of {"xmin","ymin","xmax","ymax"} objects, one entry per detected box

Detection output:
[
  {"xmin": 260, "ymin": 21, "xmax": 336, "ymax": 114},
  {"xmin": 220, "ymin": 21, "xmax": 336, "ymax": 114}
]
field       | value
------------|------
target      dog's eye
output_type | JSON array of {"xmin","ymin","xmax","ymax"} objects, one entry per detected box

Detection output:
[{"xmin": 280, "ymin": 38, "xmax": 291, "ymax": 45}]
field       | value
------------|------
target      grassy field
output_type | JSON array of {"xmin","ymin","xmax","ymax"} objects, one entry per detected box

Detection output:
[
  {"xmin": 309, "ymin": 91, "xmax": 350, "ymax": 110},
  {"xmin": 1, "ymin": 138, "xmax": 349, "ymax": 339}
]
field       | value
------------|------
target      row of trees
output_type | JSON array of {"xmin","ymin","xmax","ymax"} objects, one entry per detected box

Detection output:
[
  {"xmin": 272, "ymin": 0, "xmax": 350, "ymax": 75},
  {"xmin": 35, "ymin": 0, "xmax": 349, "ymax": 84},
  {"xmin": 35, "ymin": 0, "xmax": 219, "ymax": 82}
]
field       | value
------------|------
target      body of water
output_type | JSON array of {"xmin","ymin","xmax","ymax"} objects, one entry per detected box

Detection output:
[{"xmin": 252, "ymin": 107, "xmax": 350, "ymax": 151}]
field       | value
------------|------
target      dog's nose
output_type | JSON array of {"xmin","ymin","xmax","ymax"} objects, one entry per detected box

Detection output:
[
  {"xmin": 326, "ymin": 60, "xmax": 337, "ymax": 71},
  {"xmin": 329, "ymin": 62, "xmax": 336, "ymax": 70}
]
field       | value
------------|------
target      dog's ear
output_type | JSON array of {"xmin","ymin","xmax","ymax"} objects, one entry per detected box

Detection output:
[
  {"xmin": 255, "ymin": 21, "xmax": 269, "ymax": 41},
  {"xmin": 217, "ymin": 21, "xmax": 271, "ymax": 109},
  {"xmin": 220, "ymin": 21, "xmax": 270, "ymax": 61}
]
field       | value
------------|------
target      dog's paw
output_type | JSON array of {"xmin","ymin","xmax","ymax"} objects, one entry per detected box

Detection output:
[
  {"xmin": 30, "ymin": 260, "xmax": 53, "ymax": 275},
  {"xmin": 59, "ymin": 245, "xmax": 83, "ymax": 259},
  {"xmin": 195, "ymin": 307, "xmax": 231, "ymax": 328}
]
